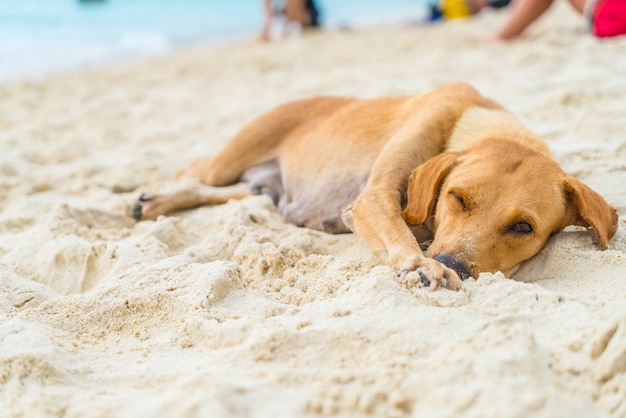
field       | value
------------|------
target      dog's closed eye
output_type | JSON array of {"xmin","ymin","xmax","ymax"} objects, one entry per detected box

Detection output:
[
  {"xmin": 456, "ymin": 195, "xmax": 468, "ymax": 212},
  {"xmin": 450, "ymin": 191, "xmax": 470, "ymax": 212},
  {"xmin": 507, "ymin": 221, "xmax": 534, "ymax": 235}
]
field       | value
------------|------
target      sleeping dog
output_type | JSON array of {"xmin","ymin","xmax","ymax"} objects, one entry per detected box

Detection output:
[{"xmin": 132, "ymin": 82, "xmax": 618, "ymax": 290}]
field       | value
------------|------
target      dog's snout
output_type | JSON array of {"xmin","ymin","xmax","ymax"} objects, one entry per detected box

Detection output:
[{"xmin": 433, "ymin": 253, "xmax": 472, "ymax": 281}]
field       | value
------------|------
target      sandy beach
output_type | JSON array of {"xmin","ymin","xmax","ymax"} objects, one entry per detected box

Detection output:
[{"xmin": 1, "ymin": 4, "xmax": 626, "ymax": 417}]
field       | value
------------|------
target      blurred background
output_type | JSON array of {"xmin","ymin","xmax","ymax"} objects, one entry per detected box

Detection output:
[{"xmin": 0, "ymin": 0, "xmax": 429, "ymax": 81}]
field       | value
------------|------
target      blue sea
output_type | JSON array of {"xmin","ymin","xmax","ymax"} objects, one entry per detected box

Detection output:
[{"xmin": 0, "ymin": 0, "xmax": 429, "ymax": 80}]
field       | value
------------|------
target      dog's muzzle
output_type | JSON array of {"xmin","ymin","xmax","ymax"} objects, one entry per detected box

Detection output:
[{"xmin": 433, "ymin": 253, "xmax": 472, "ymax": 281}]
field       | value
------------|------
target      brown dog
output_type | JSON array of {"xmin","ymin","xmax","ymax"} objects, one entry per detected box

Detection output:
[{"xmin": 132, "ymin": 82, "xmax": 618, "ymax": 291}]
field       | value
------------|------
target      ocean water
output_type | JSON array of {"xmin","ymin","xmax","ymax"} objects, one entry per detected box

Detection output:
[{"xmin": 0, "ymin": 0, "xmax": 428, "ymax": 81}]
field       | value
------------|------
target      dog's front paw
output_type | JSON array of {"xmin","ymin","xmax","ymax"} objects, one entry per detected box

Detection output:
[
  {"xmin": 416, "ymin": 258, "xmax": 462, "ymax": 291},
  {"xmin": 393, "ymin": 253, "xmax": 462, "ymax": 292}
]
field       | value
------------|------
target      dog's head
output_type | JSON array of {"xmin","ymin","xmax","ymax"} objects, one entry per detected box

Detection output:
[{"xmin": 402, "ymin": 138, "xmax": 618, "ymax": 280}]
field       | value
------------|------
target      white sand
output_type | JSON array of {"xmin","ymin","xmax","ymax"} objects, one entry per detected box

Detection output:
[{"xmin": 2, "ymin": 4, "xmax": 626, "ymax": 417}]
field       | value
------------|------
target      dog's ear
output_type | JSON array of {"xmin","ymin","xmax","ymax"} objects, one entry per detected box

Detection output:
[
  {"xmin": 562, "ymin": 175, "xmax": 619, "ymax": 249},
  {"xmin": 402, "ymin": 152, "xmax": 458, "ymax": 225}
]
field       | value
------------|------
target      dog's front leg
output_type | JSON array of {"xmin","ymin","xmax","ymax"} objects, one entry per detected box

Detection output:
[{"xmin": 345, "ymin": 191, "xmax": 461, "ymax": 291}]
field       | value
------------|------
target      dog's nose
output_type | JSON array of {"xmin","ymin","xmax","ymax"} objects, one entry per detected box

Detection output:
[{"xmin": 433, "ymin": 253, "xmax": 472, "ymax": 281}]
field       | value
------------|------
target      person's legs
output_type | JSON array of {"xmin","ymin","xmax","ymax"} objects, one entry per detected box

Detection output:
[
  {"xmin": 496, "ymin": 0, "xmax": 555, "ymax": 39},
  {"xmin": 259, "ymin": 0, "xmax": 273, "ymax": 41},
  {"xmin": 568, "ymin": 0, "xmax": 586, "ymax": 13},
  {"xmin": 284, "ymin": 0, "xmax": 309, "ymax": 26}
]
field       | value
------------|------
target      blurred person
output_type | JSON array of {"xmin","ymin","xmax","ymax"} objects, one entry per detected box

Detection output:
[
  {"xmin": 260, "ymin": 0, "xmax": 321, "ymax": 41},
  {"xmin": 496, "ymin": 0, "xmax": 626, "ymax": 39},
  {"xmin": 427, "ymin": 0, "xmax": 510, "ymax": 21}
]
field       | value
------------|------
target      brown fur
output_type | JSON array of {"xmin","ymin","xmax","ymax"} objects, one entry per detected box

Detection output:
[{"xmin": 133, "ymin": 82, "xmax": 618, "ymax": 291}]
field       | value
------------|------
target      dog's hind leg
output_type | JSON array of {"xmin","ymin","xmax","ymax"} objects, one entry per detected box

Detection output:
[
  {"xmin": 133, "ymin": 160, "xmax": 283, "ymax": 220},
  {"xmin": 132, "ymin": 182, "xmax": 251, "ymax": 220},
  {"xmin": 133, "ymin": 97, "xmax": 354, "ymax": 221}
]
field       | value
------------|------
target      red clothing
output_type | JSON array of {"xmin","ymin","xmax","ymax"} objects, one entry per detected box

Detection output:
[{"xmin": 593, "ymin": 0, "xmax": 626, "ymax": 37}]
